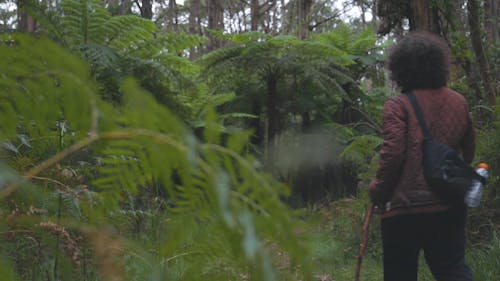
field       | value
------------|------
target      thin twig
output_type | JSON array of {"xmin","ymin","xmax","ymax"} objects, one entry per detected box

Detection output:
[
  {"xmin": 25, "ymin": 134, "xmax": 99, "ymax": 179},
  {"xmin": 347, "ymin": 106, "xmax": 382, "ymax": 133},
  {"xmin": 27, "ymin": 176, "xmax": 69, "ymax": 189},
  {"xmin": 345, "ymin": 121, "xmax": 382, "ymax": 134}
]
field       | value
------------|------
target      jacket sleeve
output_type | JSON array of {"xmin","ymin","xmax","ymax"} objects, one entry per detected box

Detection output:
[
  {"xmin": 460, "ymin": 101, "xmax": 475, "ymax": 164},
  {"xmin": 369, "ymin": 97, "xmax": 407, "ymax": 204}
]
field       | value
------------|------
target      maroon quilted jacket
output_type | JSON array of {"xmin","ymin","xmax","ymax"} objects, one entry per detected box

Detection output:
[{"xmin": 369, "ymin": 87, "xmax": 475, "ymax": 218}]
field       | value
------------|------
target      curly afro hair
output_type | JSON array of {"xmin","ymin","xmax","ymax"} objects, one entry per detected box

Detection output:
[{"xmin": 387, "ymin": 32, "xmax": 451, "ymax": 91}]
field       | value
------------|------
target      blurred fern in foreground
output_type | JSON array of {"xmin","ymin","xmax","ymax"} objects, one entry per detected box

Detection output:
[{"xmin": 0, "ymin": 34, "xmax": 308, "ymax": 281}]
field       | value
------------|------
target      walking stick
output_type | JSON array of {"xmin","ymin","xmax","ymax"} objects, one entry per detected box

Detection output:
[{"xmin": 354, "ymin": 204, "xmax": 375, "ymax": 281}]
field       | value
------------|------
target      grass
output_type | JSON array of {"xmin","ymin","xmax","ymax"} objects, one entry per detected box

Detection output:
[{"xmin": 294, "ymin": 195, "xmax": 500, "ymax": 281}]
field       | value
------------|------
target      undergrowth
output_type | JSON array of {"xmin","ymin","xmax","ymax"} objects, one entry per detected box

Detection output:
[{"xmin": 299, "ymin": 189, "xmax": 500, "ymax": 281}]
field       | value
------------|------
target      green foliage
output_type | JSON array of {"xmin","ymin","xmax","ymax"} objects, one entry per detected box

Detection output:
[
  {"xmin": 202, "ymin": 27, "xmax": 382, "ymax": 129},
  {"xmin": 31, "ymin": 0, "xmax": 202, "ymax": 115},
  {"xmin": 0, "ymin": 34, "xmax": 309, "ymax": 280},
  {"xmin": 202, "ymin": 30, "xmax": 364, "ymax": 144},
  {"xmin": 467, "ymin": 232, "xmax": 500, "ymax": 280},
  {"xmin": 341, "ymin": 134, "xmax": 382, "ymax": 181},
  {"xmin": 46, "ymin": 0, "xmax": 156, "ymax": 49},
  {"xmin": 293, "ymin": 193, "xmax": 384, "ymax": 281},
  {"xmin": 0, "ymin": 34, "xmax": 95, "ymax": 142}
]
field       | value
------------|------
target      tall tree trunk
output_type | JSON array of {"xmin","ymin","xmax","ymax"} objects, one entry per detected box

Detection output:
[
  {"xmin": 120, "ymin": 0, "xmax": 130, "ymax": 15},
  {"xmin": 207, "ymin": 0, "xmax": 224, "ymax": 51},
  {"xmin": 409, "ymin": 0, "xmax": 441, "ymax": 33},
  {"xmin": 271, "ymin": 1, "xmax": 279, "ymax": 34},
  {"xmin": 141, "ymin": 0, "xmax": 153, "ymax": 19},
  {"xmin": 251, "ymin": 0, "xmax": 259, "ymax": 31},
  {"xmin": 281, "ymin": 0, "xmax": 288, "ymax": 33},
  {"xmin": 485, "ymin": 0, "xmax": 499, "ymax": 43},
  {"xmin": 410, "ymin": 0, "xmax": 430, "ymax": 31},
  {"xmin": 297, "ymin": 0, "xmax": 313, "ymax": 39},
  {"xmin": 189, "ymin": 0, "xmax": 201, "ymax": 59},
  {"xmin": 360, "ymin": 1, "xmax": 366, "ymax": 26},
  {"xmin": 17, "ymin": 0, "xmax": 36, "ymax": 32},
  {"xmin": 443, "ymin": 0, "xmax": 484, "ymax": 107},
  {"xmin": 370, "ymin": 0, "xmax": 378, "ymax": 30},
  {"xmin": 485, "ymin": 0, "xmax": 499, "ymax": 89},
  {"xmin": 467, "ymin": 0, "xmax": 497, "ymax": 106},
  {"xmin": 166, "ymin": 0, "xmax": 178, "ymax": 31}
]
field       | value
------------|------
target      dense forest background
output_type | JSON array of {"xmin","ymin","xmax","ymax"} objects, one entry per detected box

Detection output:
[{"xmin": 0, "ymin": 0, "xmax": 498, "ymax": 280}]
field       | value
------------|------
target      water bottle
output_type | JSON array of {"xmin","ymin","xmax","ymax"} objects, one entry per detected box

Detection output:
[{"xmin": 465, "ymin": 163, "xmax": 489, "ymax": 207}]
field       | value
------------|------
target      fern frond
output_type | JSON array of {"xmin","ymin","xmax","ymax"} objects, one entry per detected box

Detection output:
[
  {"xmin": 102, "ymin": 15, "xmax": 155, "ymax": 51},
  {"xmin": 350, "ymin": 27, "xmax": 378, "ymax": 55},
  {"xmin": 156, "ymin": 31, "xmax": 207, "ymax": 54},
  {"xmin": 78, "ymin": 43, "xmax": 120, "ymax": 71},
  {"xmin": 57, "ymin": 0, "xmax": 157, "ymax": 54},
  {"xmin": 60, "ymin": 0, "xmax": 111, "ymax": 46},
  {"xmin": 0, "ymin": 34, "xmax": 97, "ymax": 141},
  {"xmin": 1, "ymin": 34, "xmax": 309, "ymax": 280},
  {"xmin": 340, "ymin": 134, "xmax": 383, "ymax": 167}
]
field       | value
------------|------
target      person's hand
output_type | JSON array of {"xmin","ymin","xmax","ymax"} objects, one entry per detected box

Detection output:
[
  {"xmin": 368, "ymin": 180, "xmax": 380, "ymax": 203},
  {"xmin": 368, "ymin": 180, "xmax": 387, "ymax": 212}
]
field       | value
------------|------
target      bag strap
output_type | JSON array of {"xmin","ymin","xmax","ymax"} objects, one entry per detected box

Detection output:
[{"xmin": 404, "ymin": 91, "xmax": 432, "ymax": 140}]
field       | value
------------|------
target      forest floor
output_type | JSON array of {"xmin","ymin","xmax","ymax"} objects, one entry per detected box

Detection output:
[{"xmin": 286, "ymin": 197, "xmax": 500, "ymax": 281}]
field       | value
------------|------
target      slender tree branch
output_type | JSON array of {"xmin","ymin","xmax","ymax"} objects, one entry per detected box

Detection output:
[
  {"xmin": 308, "ymin": 14, "xmax": 339, "ymax": 30},
  {"xmin": 27, "ymin": 176, "xmax": 70, "ymax": 189},
  {"xmin": 24, "ymin": 134, "xmax": 100, "ymax": 180},
  {"xmin": 345, "ymin": 121, "xmax": 382, "ymax": 134},
  {"xmin": 133, "ymin": 0, "xmax": 143, "ymax": 16},
  {"xmin": 164, "ymin": 251, "xmax": 203, "ymax": 264},
  {"xmin": 347, "ymin": 106, "xmax": 382, "ymax": 133}
]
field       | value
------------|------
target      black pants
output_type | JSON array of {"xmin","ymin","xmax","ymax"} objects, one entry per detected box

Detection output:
[{"xmin": 381, "ymin": 209, "xmax": 473, "ymax": 281}]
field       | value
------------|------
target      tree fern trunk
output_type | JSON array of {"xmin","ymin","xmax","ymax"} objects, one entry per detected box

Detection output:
[
  {"xmin": 250, "ymin": 100, "xmax": 263, "ymax": 146},
  {"xmin": 301, "ymin": 112, "xmax": 311, "ymax": 132},
  {"xmin": 266, "ymin": 76, "xmax": 278, "ymax": 143}
]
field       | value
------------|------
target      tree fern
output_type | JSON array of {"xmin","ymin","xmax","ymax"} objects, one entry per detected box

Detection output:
[
  {"xmin": 31, "ymin": 0, "xmax": 200, "ymax": 113},
  {"xmin": 56, "ymin": 0, "xmax": 154, "ymax": 49},
  {"xmin": 201, "ymin": 31, "xmax": 361, "ymax": 145},
  {"xmin": 0, "ymin": 34, "xmax": 309, "ymax": 280},
  {"xmin": 340, "ymin": 134, "xmax": 383, "ymax": 182}
]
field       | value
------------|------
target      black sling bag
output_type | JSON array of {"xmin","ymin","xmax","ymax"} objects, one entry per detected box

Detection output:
[{"xmin": 405, "ymin": 91, "xmax": 480, "ymax": 204}]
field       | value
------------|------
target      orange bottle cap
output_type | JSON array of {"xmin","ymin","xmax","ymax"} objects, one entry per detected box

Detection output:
[{"xmin": 478, "ymin": 163, "xmax": 489, "ymax": 170}]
